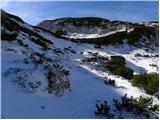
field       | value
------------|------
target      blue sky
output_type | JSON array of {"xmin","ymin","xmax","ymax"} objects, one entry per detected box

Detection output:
[{"xmin": 2, "ymin": 1, "xmax": 159, "ymax": 25}]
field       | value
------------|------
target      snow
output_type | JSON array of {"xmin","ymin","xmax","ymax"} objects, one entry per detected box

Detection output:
[
  {"xmin": 63, "ymin": 29, "xmax": 126, "ymax": 39},
  {"xmin": 1, "ymin": 19, "xmax": 159, "ymax": 118}
]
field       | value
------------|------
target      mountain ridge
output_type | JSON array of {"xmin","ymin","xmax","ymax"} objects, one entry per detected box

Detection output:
[{"xmin": 37, "ymin": 16, "xmax": 158, "ymax": 47}]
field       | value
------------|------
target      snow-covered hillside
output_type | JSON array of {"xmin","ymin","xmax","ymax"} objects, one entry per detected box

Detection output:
[{"xmin": 1, "ymin": 10, "xmax": 159, "ymax": 119}]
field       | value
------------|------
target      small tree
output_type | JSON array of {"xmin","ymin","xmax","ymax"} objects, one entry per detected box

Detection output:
[
  {"xmin": 105, "ymin": 56, "xmax": 133, "ymax": 79},
  {"xmin": 132, "ymin": 72, "xmax": 159, "ymax": 96},
  {"xmin": 55, "ymin": 29, "xmax": 67, "ymax": 37},
  {"xmin": 95, "ymin": 101, "xmax": 115, "ymax": 118}
]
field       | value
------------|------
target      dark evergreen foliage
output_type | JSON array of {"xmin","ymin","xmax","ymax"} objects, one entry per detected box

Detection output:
[
  {"xmin": 1, "ymin": 31, "xmax": 18, "ymax": 40},
  {"xmin": 95, "ymin": 94, "xmax": 158, "ymax": 119},
  {"xmin": 104, "ymin": 79, "xmax": 115, "ymax": 86},
  {"xmin": 127, "ymin": 25, "xmax": 156, "ymax": 44},
  {"xmin": 94, "ymin": 101, "xmax": 115, "ymax": 118},
  {"xmin": 54, "ymin": 29, "xmax": 67, "ymax": 37},
  {"xmin": 105, "ymin": 56, "xmax": 133, "ymax": 79},
  {"xmin": 132, "ymin": 72, "xmax": 159, "ymax": 96}
]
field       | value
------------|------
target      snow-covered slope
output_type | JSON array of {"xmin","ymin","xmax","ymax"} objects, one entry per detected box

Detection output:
[{"xmin": 1, "ymin": 10, "xmax": 159, "ymax": 119}]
